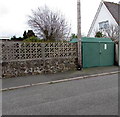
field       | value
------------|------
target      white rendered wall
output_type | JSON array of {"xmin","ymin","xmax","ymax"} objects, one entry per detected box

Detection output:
[{"xmin": 89, "ymin": 3, "xmax": 118, "ymax": 37}]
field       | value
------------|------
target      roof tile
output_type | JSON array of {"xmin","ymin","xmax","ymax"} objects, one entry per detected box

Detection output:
[{"xmin": 104, "ymin": 1, "xmax": 120, "ymax": 25}]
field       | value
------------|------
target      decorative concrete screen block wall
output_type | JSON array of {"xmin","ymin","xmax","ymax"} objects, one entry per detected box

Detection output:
[
  {"xmin": 1, "ymin": 42, "xmax": 78, "ymax": 78},
  {"xmin": 0, "ymin": 41, "xmax": 2, "ymax": 78}
]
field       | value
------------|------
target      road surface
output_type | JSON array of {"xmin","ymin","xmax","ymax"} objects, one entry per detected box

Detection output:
[{"xmin": 2, "ymin": 74, "xmax": 118, "ymax": 115}]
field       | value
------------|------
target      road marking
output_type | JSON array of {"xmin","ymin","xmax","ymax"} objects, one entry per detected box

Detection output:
[{"xmin": 1, "ymin": 71, "xmax": 119, "ymax": 92}]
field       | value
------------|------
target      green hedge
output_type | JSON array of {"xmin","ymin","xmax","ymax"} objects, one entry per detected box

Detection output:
[{"xmin": 23, "ymin": 36, "xmax": 67, "ymax": 43}]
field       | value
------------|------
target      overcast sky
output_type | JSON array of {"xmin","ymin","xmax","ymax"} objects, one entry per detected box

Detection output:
[{"xmin": 0, "ymin": 0, "xmax": 119, "ymax": 38}]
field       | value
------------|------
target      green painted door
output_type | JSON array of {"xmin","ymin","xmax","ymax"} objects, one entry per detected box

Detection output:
[
  {"xmin": 82, "ymin": 42, "xmax": 114, "ymax": 68},
  {"xmin": 100, "ymin": 43, "xmax": 114, "ymax": 66},
  {"xmin": 82, "ymin": 43, "xmax": 100, "ymax": 68}
]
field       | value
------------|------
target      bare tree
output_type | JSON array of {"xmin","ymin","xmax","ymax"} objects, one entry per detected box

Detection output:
[
  {"xmin": 104, "ymin": 25, "xmax": 119, "ymax": 65},
  {"xmin": 28, "ymin": 6, "xmax": 71, "ymax": 41},
  {"xmin": 94, "ymin": 25, "xmax": 119, "ymax": 65},
  {"xmin": 103, "ymin": 25, "xmax": 119, "ymax": 44}
]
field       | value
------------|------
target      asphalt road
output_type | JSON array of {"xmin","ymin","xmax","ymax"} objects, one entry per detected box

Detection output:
[{"xmin": 2, "ymin": 74, "xmax": 118, "ymax": 115}]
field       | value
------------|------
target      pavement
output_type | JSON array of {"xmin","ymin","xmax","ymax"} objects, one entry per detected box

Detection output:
[{"xmin": 2, "ymin": 66, "xmax": 119, "ymax": 89}]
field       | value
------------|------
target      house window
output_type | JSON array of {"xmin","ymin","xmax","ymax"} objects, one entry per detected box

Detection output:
[{"xmin": 99, "ymin": 21, "xmax": 109, "ymax": 30}]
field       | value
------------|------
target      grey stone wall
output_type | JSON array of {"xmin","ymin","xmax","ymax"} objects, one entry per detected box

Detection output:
[
  {"xmin": 1, "ymin": 41, "xmax": 78, "ymax": 78},
  {"xmin": 2, "ymin": 58, "xmax": 77, "ymax": 78}
]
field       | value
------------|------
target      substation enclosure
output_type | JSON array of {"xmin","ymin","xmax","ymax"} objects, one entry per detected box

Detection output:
[{"xmin": 82, "ymin": 37, "xmax": 114, "ymax": 68}]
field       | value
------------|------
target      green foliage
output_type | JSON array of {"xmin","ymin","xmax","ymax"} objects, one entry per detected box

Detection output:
[
  {"xmin": 27, "ymin": 30, "xmax": 36, "ymax": 38},
  {"xmin": 11, "ymin": 36, "xmax": 24, "ymax": 41},
  {"xmin": 11, "ymin": 36, "xmax": 17, "ymax": 40},
  {"xmin": 11, "ymin": 30, "xmax": 36, "ymax": 41},
  {"xmin": 95, "ymin": 31, "xmax": 103, "ymax": 38},
  {"xmin": 71, "ymin": 33, "xmax": 77, "ymax": 39},
  {"xmin": 23, "ymin": 36, "xmax": 41, "ymax": 42},
  {"xmin": 23, "ymin": 30, "xmax": 36, "ymax": 39},
  {"xmin": 70, "ymin": 33, "xmax": 77, "ymax": 41},
  {"xmin": 23, "ymin": 36, "xmax": 67, "ymax": 43},
  {"xmin": 23, "ymin": 31, "xmax": 27, "ymax": 39}
]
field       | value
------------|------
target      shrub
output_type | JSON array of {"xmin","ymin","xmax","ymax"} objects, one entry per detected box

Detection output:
[
  {"xmin": 23, "ymin": 36, "xmax": 41, "ymax": 42},
  {"xmin": 95, "ymin": 31, "xmax": 103, "ymax": 38},
  {"xmin": 23, "ymin": 36, "xmax": 68, "ymax": 43}
]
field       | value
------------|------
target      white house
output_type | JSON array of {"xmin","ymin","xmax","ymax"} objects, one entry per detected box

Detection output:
[{"xmin": 88, "ymin": 1, "xmax": 120, "ymax": 37}]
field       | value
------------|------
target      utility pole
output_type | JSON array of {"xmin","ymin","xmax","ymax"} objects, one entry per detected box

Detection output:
[{"xmin": 77, "ymin": 0, "xmax": 82, "ymax": 69}]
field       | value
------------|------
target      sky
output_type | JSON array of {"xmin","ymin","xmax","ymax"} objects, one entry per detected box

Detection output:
[{"xmin": 0, "ymin": 0, "xmax": 119, "ymax": 38}]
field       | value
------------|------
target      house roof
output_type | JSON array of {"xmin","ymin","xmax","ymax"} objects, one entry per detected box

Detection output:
[
  {"xmin": 104, "ymin": 1, "xmax": 120, "ymax": 24},
  {"xmin": 87, "ymin": 1, "xmax": 120, "ymax": 37}
]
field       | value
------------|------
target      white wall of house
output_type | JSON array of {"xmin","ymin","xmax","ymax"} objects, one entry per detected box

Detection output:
[{"xmin": 88, "ymin": 3, "xmax": 118, "ymax": 37}]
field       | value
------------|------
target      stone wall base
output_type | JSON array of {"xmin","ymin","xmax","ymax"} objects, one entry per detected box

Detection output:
[{"xmin": 2, "ymin": 58, "xmax": 77, "ymax": 78}]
